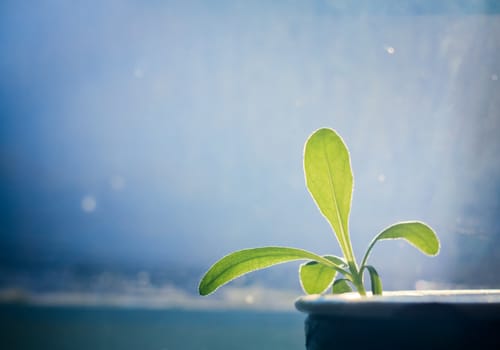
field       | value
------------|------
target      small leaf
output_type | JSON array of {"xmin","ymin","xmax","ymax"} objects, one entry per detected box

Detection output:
[
  {"xmin": 376, "ymin": 222, "xmax": 440, "ymax": 255},
  {"xmin": 332, "ymin": 279, "xmax": 353, "ymax": 294},
  {"xmin": 304, "ymin": 128, "xmax": 354, "ymax": 261},
  {"xmin": 361, "ymin": 221, "xmax": 440, "ymax": 267},
  {"xmin": 199, "ymin": 247, "xmax": 346, "ymax": 296},
  {"xmin": 299, "ymin": 256, "xmax": 345, "ymax": 294},
  {"xmin": 364, "ymin": 265, "xmax": 383, "ymax": 295}
]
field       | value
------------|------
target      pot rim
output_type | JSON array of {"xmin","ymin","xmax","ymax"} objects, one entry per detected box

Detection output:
[{"xmin": 295, "ymin": 289, "xmax": 500, "ymax": 318}]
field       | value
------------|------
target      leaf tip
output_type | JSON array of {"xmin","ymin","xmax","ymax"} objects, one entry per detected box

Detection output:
[
  {"xmin": 417, "ymin": 221, "xmax": 440, "ymax": 256},
  {"xmin": 198, "ymin": 277, "xmax": 210, "ymax": 296},
  {"xmin": 198, "ymin": 270, "xmax": 219, "ymax": 296}
]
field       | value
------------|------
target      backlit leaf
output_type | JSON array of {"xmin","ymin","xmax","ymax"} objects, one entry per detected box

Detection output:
[
  {"xmin": 199, "ymin": 247, "xmax": 346, "ymax": 295},
  {"xmin": 375, "ymin": 222, "xmax": 440, "ymax": 255},
  {"xmin": 364, "ymin": 265, "xmax": 383, "ymax": 295},
  {"xmin": 361, "ymin": 221, "xmax": 440, "ymax": 268},
  {"xmin": 332, "ymin": 279, "xmax": 353, "ymax": 294},
  {"xmin": 304, "ymin": 128, "xmax": 354, "ymax": 261},
  {"xmin": 299, "ymin": 256, "xmax": 346, "ymax": 294}
]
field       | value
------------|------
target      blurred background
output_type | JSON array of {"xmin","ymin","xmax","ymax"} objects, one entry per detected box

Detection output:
[{"xmin": 1, "ymin": 0, "xmax": 500, "ymax": 314}]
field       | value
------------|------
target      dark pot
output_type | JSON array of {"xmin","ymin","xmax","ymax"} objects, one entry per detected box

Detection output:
[{"xmin": 295, "ymin": 290, "xmax": 500, "ymax": 350}]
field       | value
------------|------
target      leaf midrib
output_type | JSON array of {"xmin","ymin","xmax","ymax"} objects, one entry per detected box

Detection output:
[
  {"xmin": 204, "ymin": 250, "xmax": 294, "ymax": 288},
  {"xmin": 202, "ymin": 248, "xmax": 336, "ymax": 292},
  {"xmin": 322, "ymin": 137, "xmax": 347, "ymax": 252}
]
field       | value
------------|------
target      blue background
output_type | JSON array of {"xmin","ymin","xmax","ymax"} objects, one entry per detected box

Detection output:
[{"xmin": 1, "ymin": 1, "xmax": 500, "ymax": 305}]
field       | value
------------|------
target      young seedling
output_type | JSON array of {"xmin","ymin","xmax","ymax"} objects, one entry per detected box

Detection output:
[{"xmin": 199, "ymin": 128, "xmax": 440, "ymax": 296}]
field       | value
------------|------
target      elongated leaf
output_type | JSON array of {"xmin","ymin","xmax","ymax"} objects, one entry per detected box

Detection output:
[
  {"xmin": 299, "ymin": 256, "xmax": 346, "ymax": 294},
  {"xmin": 199, "ymin": 247, "xmax": 346, "ymax": 296},
  {"xmin": 361, "ymin": 221, "xmax": 440, "ymax": 268},
  {"xmin": 304, "ymin": 128, "xmax": 354, "ymax": 261},
  {"xmin": 332, "ymin": 278, "xmax": 353, "ymax": 294},
  {"xmin": 364, "ymin": 265, "xmax": 383, "ymax": 295}
]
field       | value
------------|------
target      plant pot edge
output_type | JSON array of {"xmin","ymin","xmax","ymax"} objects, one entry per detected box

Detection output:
[
  {"xmin": 296, "ymin": 290, "xmax": 500, "ymax": 350},
  {"xmin": 295, "ymin": 289, "xmax": 500, "ymax": 318}
]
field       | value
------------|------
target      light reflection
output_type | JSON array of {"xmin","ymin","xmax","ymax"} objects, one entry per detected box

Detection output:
[
  {"xmin": 110, "ymin": 175, "xmax": 126, "ymax": 191},
  {"xmin": 294, "ymin": 98, "xmax": 304, "ymax": 108},
  {"xmin": 81, "ymin": 195, "xmax": 97, "ymax": 213},
  {"xmin": 133, "ymin": 67, "xmax": 144, "ymax": 79}
]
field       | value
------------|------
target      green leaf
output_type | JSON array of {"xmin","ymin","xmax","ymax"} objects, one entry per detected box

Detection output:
[
  {"xmin": 364, "ymin": 265, "xmax": 383, "ymax": 295},
  {"xmin": 361, "ymin": 221, "xmax": 440, "ymax": 268},
  {"xmin": 304, "ymin": 128, "xmax": 355, "ymax": 262},
  {"xmin": 376, "ymin": 221, "xmax": 440, "ymax": 255},
  {"xmin": 332, "ymin": 279, "xmax": 353, "ymax": 294},
  {"xmin": 198, "ymin": 247, "xmax": 347, "ymax": 296},
  {"xmin": 299, "ymin": 256, "xmax": 346, "ymax": 294}
]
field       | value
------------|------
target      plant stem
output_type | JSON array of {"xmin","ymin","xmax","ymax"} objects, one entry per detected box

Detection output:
[
  {"xmin": 341, "ymin": 232, "xmax": 367, "ymax": 296},
  {"xmin": 353, "ymin": 272, "xmax": 367, "ymax": 296},
  {"xmin": 360, "ymin": 234, "xmax": 379, "ymax": 270},
  {"xmin": 348, "ymin": 264, "xmax": 366, "ymax": 296}
]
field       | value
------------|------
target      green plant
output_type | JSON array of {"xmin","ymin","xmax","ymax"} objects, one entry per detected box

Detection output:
[{"xmin": 198, "ymin": 128, "xmax": 440, "ymax": 296}]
